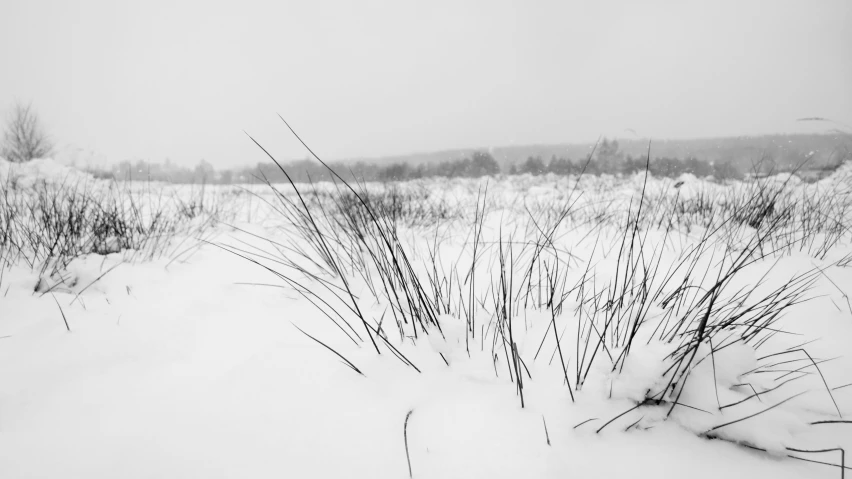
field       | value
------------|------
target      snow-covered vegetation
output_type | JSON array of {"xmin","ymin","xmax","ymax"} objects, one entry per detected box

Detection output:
[{"xmin": 1, "ymin": 156, "xmax": 851, "ymax": 478}]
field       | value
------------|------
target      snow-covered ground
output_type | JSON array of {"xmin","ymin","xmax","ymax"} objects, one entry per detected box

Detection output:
[{"xmin": 1, "ymin": 159, "xmax": 851, "ymax": 478}]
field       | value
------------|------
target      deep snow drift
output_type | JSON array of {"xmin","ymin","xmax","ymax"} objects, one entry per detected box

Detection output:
[{"xmin": 1, "ymin": 158, "xmax": 850, "ymax": 478}]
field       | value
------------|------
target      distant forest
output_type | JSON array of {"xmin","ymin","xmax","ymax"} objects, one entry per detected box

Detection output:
[{"xmin": 88, "ymin": 133, "xmax": 851, "ymax": 184}]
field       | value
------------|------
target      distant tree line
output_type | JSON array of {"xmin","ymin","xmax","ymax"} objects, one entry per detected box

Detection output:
[
  {"xmin": 86, "ymin": 138, "xmax": 846, "ymax": 185},
  {"xmin": 2, "ymin": 101, "xmax": 845, "ymax": 185},
  {"xmin": 511, "ymin": 139, "xmax": 745, "ymax": 180},
  {"xmin": 87, "ymin": 152, "xmax": 503, "ymax": 184},
  {"xmin": 89, "ymin": 158, "xmax": 221, "ymax": 183}
]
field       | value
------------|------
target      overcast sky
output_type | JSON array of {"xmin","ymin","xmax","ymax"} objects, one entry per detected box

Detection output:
[{"xmin": 1, "ymin": 0, "xmax": 850, "ymax": 167}]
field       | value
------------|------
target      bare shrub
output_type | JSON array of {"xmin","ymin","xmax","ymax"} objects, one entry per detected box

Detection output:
[{"xmin": 2, "ymin": 102, "xmax": 53, "ymax": 163}]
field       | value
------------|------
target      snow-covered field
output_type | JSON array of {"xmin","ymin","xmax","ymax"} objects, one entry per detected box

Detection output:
[{"xmin": 1, "ymin": 158, "xmax": 851, "ymax": 478}]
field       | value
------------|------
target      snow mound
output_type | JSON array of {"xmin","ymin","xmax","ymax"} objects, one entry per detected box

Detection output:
[
  {"xmin": 0, "ymin": 157, "xmax": 96, "ymax": 187},
  {"xmin": 676, "ymin": 173, "xmax": 698, "ymax": 184}
]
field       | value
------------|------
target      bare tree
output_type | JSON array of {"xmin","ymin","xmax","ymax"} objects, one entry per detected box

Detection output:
[{"xmin": 2, "ymin": 102, "xmax": 53, "ymax": 163}]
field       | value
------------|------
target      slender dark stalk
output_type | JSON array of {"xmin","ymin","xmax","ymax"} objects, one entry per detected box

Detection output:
[
  {"xmin": 51, "ymin": 293, "xmax": 70, "ymax": 332},
  {"xmin": 404, "ymin": 409, "xmax": 414, "ymax": 478},
  {"xmin": 291, "ymin": 323, "xmax": 364, "ymax": 376}
]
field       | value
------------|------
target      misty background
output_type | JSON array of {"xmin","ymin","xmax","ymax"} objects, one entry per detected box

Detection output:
[{"xmin": 1, "ymin": 0, "xmax": 850, "ymax": 178}]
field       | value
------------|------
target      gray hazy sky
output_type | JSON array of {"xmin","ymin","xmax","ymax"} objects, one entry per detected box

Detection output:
[{"xmin": 1, "ymin": 0, "xmax": 850, "ymax": 167}]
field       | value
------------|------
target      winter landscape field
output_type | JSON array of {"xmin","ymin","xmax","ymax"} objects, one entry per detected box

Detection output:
[
  {"xmin": 3, "ymin": 0, "xmax": 851, "ymax": 476},
  {"xmin": 1, "ymin": 151, "xmax": 850, "ymax": 478}
]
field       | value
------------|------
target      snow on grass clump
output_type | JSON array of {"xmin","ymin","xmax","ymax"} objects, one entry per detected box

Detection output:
[{"xmin": 606, "ymin": 340, "xmax": 672, "ymax": 403}]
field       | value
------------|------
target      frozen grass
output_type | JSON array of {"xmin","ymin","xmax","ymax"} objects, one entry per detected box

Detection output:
[
  {"xmin": 0, "ymin": 158, "xmax": 240, "ymax": 292},
  {"xmin": 221, "ymin": 128, "xmax": 852, "ymax": 475}
]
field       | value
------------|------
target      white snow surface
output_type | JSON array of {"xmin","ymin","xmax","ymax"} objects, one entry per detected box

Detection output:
[{"xmin": 1, "ymin": 164, "xmax": 851, "ymax": 478}]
